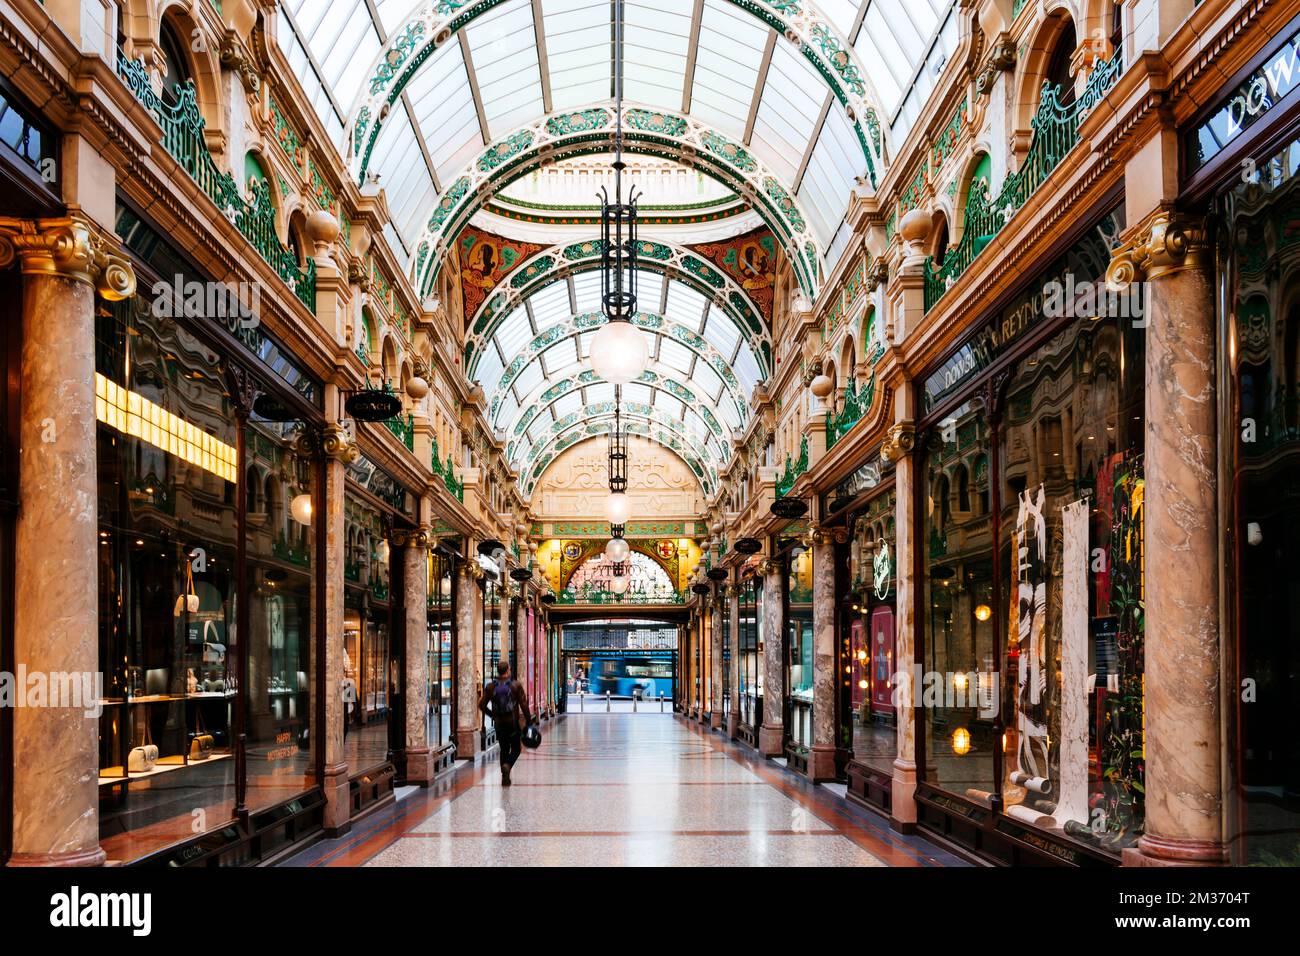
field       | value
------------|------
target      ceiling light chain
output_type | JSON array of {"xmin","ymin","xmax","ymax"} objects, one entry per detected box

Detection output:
[{"xmin": 591, "ymin": 0, "xmax": 649, "ymax": 390}]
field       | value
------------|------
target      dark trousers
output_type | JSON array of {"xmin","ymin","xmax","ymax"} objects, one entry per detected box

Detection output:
[{"xmin": 497, "ymin": 724, "xmax": 522, "ymax": 769}]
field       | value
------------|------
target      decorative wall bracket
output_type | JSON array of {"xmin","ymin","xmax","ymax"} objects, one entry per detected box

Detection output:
[
  {"xmin": 975, "ymin": 34, "xmax": 1017, "ymax": 97},
  {"xmin": 879, "ymin": 421, "xmax": 916, "ymax": 463}
]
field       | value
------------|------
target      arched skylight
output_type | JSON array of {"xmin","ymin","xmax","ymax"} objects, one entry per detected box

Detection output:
[
  {"xmin": 476, "ymin": 268, "xmax": 758, "ymax": 460},
  {"xmin": 279, "ymin": 0, "xmax": 957, "ymax": 267}
]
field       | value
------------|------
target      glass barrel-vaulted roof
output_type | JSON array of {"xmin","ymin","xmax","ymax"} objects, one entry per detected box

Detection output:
[
  {"xmin": 282, "ymin": 0, "xmax": 956, "ymax": 272},
  {"xmin": 280, "ymin": 0, "xmax": 955, "ymax": 494},
  {"xmin": 477, "ymin": 268, "xmax": 755, "ymax": 469}
]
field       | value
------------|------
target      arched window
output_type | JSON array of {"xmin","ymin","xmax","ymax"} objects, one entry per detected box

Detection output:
[
  {"xmin": 158, "ymin": 20, "xmax": 194, "ymax": 106},
  {"xmin": 931, "ymin": 210, "xmax": 950, "ymax": 266},
  {"xmin": 1044, "ymin": 19, "xmax": 1078, "ymax": 106},
  {"xmin": 956, "ymin": 464, "xmax": 971, "ymax": 512}
]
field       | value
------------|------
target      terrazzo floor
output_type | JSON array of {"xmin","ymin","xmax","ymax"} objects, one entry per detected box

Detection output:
[{"xmin": 282, "ymin": 714, "xmax": 968, "ymax": 868}]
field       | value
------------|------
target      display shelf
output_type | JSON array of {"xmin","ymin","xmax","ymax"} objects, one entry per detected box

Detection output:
[{"xmin": 98, "ymin": 751, "xmax": 231, "ymax": 786}]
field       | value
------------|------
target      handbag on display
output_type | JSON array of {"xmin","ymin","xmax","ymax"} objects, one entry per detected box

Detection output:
[
  {"xmin": 189, "ymin": 711, "xmax": 214, "ymax": 761},
  {"xmin": 173, "ymin": 562, "xmax": 200, "ymax": 618},
  {"xmin": 128, "ymin": 722, "xmax": 158, "ymax": 773}
]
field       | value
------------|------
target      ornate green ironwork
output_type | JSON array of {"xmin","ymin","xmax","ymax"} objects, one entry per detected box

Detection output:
[
  {"xmin": 825, "ymin": 375, "xmax": 877, "ymax": 450},
  {"xmin": 384, "ymin": 412, "xmax": 414, "ymax": 450},
  {"xmin": 116, "ymin": 56, "xmax": 316, "ymax": 311},
  {"xmin": 776, "ymin": 434, "xmax": 811, "ymax": 497},
  {"xmin": 923, "ymin": 52, "xmax": 1123, "ymax": 312}
]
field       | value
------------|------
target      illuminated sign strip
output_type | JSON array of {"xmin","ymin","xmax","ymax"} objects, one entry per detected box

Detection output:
[{"xmin": 95, "ymin": 372, "xmax": 238, "ymax": 483}]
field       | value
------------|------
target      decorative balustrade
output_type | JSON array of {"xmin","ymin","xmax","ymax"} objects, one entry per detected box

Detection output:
[
  {"xmin": 555, "ymin": 587, "xmax": 685, "ymax": 606},
  {"xmin": 777, "ymin": 435, "xmax": 810, "ymax": 497},
  {"xmin": 924, "ymin": 52, "xmax": 1123, "ymax": 311},
  {"xmin": 430, "ymin": 437, "xmax": 464, "ymax": 502},
  {"xmin": 826, "ymin": 374, "xmax": 876, "ymax": 450},
  {"xmin": 116, "ymin": 55, "xmax": 316, "ymax": 311},
  {"xmin": 384, "ymin": 412, "xmax": 414, "ymax": 450}
]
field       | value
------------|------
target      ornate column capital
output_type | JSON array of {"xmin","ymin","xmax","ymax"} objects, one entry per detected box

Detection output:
[
  {"xmin": 321, "ymin": 423, "xmax": 359, "ymax": 463},
  {"xmin": 811, "ymin": 527, "xmax": 848, "ymax": 547},
  {"xmin": 0, "ymin": 214, "xmax": 136, "ymax": 299},
  {"xmin": 392, "ymin": 524, "xmax": 432, "ymax": 549},
  {"xmin": 1106, "ymin": 211, "xmax": 1212, "ymax": 288},
  {"xmin": 879, "ymin": 421, "xmax": 916, "ymax": 463}
]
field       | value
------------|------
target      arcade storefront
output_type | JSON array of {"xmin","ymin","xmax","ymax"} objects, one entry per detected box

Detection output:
[
  {"xmin": 1184, "ymin": 18, "xmax": 1300, "ymax": 865},
  {"xmin": 95, "ymin": 198, "xmax": 328, "ymax": 866},
  {"xmin": 912, "ymin": 198, "xmax": 1148, "ymax": 865},
  {"xmin": 821, "ymin": 455, "xmax": 898, "ymax": 812}
]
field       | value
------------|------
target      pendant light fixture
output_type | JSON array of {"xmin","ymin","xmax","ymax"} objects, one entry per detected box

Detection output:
[
  {"xmin": 605, "ymin": 386, "xmax": 633, "ymax": 525},
  {"xmin": 589, "ymin": 0, "xmax": 648, "ymax": 386},
  {"xmin": 605, "ymin": 535, "xmax": 630, "ymax": 563}
]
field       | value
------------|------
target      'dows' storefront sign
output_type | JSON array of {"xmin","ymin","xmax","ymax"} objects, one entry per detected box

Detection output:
[{"xmin": 1192, "ymin": 25, "xmax": 1300, "ymax": 170}]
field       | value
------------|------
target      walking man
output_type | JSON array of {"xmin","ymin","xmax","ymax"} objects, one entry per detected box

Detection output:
[{"xmin": 478, "ymin": 661, "xmax": 534, "ymax": 786}]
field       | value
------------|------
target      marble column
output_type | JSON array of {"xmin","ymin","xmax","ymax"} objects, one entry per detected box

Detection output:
[
  {"xmin": 515, "ymin": 599, "xmax": 529, "ymax": 708},
  {"xmin": 2, "ymin": 215, "xmax": 134, "ymax": 866},
  {"xmin": 710, "ymin": 595, "xmax": 724, "ymax": 730},
  {"xmin": 320, "ymin": 418, "xmax": 354, "ymax": 834},
  {"xmin": 454, "ymin": 562, "xmax": 481, "ymax": 758},
  {"xmin": 883, "ymin": 409, "xmax": 919, "ymax": 832},
  {"xmin": 727, "ymin": 584, "xmax": 741, "ymax": 738},
  {"xmin": 1108, "ymin": 212, "xmax": 1224, "ymax": 865},
  {"xmin": 759, "ymin": 560, "xmax": 786, "ymax": 756},
  {"xmin": 809, "ymin": 532, "xmax": 839, "ymax": 781},
  {"xmin": 400, "ymin": 529, "xmax": 433, "ymax": 784}
]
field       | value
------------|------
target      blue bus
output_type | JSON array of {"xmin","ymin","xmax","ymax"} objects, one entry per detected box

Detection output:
[{"xmin": 588, "ymin": 654, "xmax": 675, "ymax": 700}]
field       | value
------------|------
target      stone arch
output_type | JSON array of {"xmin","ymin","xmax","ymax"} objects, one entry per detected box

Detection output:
[
  {"xmin": 559, "ymin": 548, "xmax": 677, "ymax": 595},
  {"xmin": 1013, "ymin": 6, "xmax": 1079, "ymax": 135},
  {"xmin": 345, "ymin": 0, "xmax": 887, "ymax": 189},
  {"xmin": 146, "ymin": 0, "xmax": 225, "ymax": 138},
  {"xmin": 838, "ymin": 333, "xmax": 857, "ymax": 383},
  {"xmin": 406, "ymin": 108, "xmax": 826, "ymax": 300},
  {"xmin": 467, "ymin": 239, "xmax": 773, "ymax": 370},
  {"xmin": 930, "ymin": 208, "xmax": 951, "ymax": 267},
  {"xmin": 381, "ymin": 335, "xmax": 400, "ymax": 383},
  {"xmin": 520, "ymin": 414, "xmax": 718, "ymax": 497}
]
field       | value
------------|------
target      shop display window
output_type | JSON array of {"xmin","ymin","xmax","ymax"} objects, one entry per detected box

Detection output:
[
  {"xmin": 786, "ymin": 549, "xmax": 813, "ymax": 750},
  {"xmin": 923, "ymin": 400, "xmax": 998, "ymax": 802},
  {"xmin": 1220, "ymin": 134, "xmax": 1300, "ymax": 865},
  {"xmin": 720, "ymin": 599, "xmax": 731, "ymax": 718},
  {"xmin": 427, "ymin": 553, "xmax": 455, "ymax": 748},
  {"xmin": 920, "ymin": 210, "xmax": 1147, "ymax": 854},
  {"xmin": 737, "ymin": 575, "xmax": 763, "ymax": 730},
  {"xmin": 481, "ymin": 577, "xmax": 501, "ymax": 747},
  {"xmin": 95, "ymin": 295, "xmax": 240, "ymax": 859},
  {"xmin": 243, "ymin": 418, "xmax": 316, "ymax": 812},
  {"xmin": 341, "ymin": 494, "xmax": 392, "ymax": 773}
]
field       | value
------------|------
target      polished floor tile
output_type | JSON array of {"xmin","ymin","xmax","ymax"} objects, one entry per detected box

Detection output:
[{"xmin": 285, "ymin": 714, "xmax": 968, "ymax": 868}]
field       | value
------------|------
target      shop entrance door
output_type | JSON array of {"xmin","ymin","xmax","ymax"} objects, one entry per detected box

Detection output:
[
  {"xmin": 870, "ymin": 606, "xmax": 895, "ymax": 716},
  {"xmin": 850, "ymin": 619, "xmax": 867, "ymax": 714}
]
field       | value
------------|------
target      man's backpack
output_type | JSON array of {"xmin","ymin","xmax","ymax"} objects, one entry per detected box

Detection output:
[{"xmin": 491, "ymin": 679, "xmax": 516, "ymax": 723}]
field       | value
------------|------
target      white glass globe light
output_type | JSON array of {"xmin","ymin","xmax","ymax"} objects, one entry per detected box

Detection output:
[
  {"xmin": 590, "ymin": 320, "xmax": 649, "ymax": 384},
  {"xmin": 610, "ymin": 574, "xmax": 630, "ymax": 595},
  {"xmin": 290, "ymin": 493, "xmax": 313, "ymax": 526},
  {"xmin": 605, "ymin": 490, "xmax": 633, "ymax": 525},
  {"xmin": 605, "ymin": 537, "xmax": 630, "ymax": 563}
]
